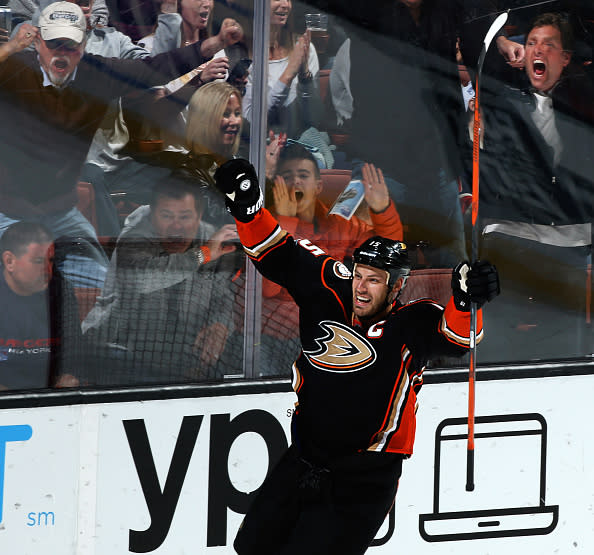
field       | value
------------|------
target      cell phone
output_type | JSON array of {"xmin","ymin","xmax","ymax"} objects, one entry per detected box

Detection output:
[{"xmin": 228, "ymin": 58, "xmax": 252, "ymax": 81}]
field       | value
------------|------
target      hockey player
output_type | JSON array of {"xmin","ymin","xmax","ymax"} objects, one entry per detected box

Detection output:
[{"xmin": 214, "ymin": 158, "xmax": 500, "ymax": 554}]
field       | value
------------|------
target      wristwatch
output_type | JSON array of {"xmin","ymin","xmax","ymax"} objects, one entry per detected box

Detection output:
[
  {"xmin": 190, "ymin": 246, "xmax": 205, "ymax": 266},
  {"xmin": 298, "ymin": 70, "xmax": 313, "ymax": 82}
]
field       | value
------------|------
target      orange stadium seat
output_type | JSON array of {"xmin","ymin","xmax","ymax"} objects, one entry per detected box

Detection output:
[
  {"xmin": 319, "ymin": 169, "xmax": 373, "ymax": 224},
  {"xmin": 318, "ymin": 168, "xmax": 352, "ymax": 206},
  {"xmin": 399, "ymin": 268, "xmax": 453, "ymax": 306},
  {"xmin": 74, "ymin": 287, "xmax": 101, "ymax": 322},
  {"xmin": 76, "ymin": 181, "xmax": 97, "ymax": 231}
]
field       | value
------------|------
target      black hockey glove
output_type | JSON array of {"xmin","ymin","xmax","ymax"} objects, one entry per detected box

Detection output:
[
  {"xmin": 452, "ymin": 260, "xmax": 500, "ymax": 311},
  {"xmin": 214, "ymin": 158, "xmax": 263, "ymax": 223}
]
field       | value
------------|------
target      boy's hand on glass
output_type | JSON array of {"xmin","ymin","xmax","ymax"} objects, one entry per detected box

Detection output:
[{"xmin": 362, "ymin": 163, "xmax": 390, "ymax": 213}]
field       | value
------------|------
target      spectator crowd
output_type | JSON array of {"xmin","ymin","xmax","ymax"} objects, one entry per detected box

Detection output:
[{"xmin": 0, "ymin": 0, "xmax": 592, "ymax": 389}]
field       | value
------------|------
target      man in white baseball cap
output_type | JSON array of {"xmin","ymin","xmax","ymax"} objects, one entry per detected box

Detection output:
[{"xmin": 36, "ymin": 1, "xmax": 86, "ymax": 86}]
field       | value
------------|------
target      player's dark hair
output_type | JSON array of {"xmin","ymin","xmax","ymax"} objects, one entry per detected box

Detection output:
[
  {"xmin": 278, "ymin": 143, "xmax": 321, "ymax": 179},
  {"xmin": 150, "ymin": 176, "xmax": 205, "ymax": 218},
  {"xmin": 530, "ymin": 12, "xmax": 574, "ymax": 52},
  {"xmin": 0, "ymin": 221, "xmax": 52, "ymax": 260}
]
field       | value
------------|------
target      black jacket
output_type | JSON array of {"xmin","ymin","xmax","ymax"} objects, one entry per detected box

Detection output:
[{"xmin": 473, "ymin": 70, "xmax": 594, "ymax": 225}]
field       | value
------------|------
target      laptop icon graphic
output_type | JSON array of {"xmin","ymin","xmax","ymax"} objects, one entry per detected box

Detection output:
[{"xmin": 419, "ymin": 413, "xmax": 559, "ymax": 542}]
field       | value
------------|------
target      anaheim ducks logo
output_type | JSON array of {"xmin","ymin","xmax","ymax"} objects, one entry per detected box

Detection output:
[{"xmin": 304, "ymin": 321, "xmax": 376, "ymax": 373}]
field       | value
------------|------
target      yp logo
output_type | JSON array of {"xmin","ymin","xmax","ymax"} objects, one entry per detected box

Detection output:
[{"xmin": 0, "ymin": 425, "xmax": 33, "ymax": 522}]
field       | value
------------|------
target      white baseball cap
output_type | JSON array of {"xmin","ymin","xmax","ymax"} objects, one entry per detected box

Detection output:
[{"xmin": 38, "ymin": 2, "xmax": 86, "ymax": 44}]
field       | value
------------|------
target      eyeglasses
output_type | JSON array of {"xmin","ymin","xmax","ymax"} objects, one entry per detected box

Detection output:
[{"xmin": 44, "ymin": 39, "xmax": 81, "ymax": 52}]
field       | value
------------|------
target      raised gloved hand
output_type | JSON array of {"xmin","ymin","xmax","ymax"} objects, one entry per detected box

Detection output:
[
  {"xmin": 452, "ymin": 260, "xmax": 500, "ymax": 311},
  {"xmin": 214, "ymin": 158, "xmax": 263, "ymax": 222}
]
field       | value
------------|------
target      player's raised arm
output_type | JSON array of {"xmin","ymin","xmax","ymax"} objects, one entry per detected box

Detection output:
[
  {"xmin": 214, "ymin": 158, "xmax": 337, "ymax": 296},
  {"xmin": 213, "ymin": 158, "xmax": 264, "ymax": 224},
  {"xmin": 437, "ymin": 259, "xmax": 500, "ymax": 349},
  {"xmin": 213, "ymin": 157, "xmax": 285, "ymax": 260}
]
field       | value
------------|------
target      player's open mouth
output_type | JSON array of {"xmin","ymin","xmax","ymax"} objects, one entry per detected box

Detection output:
[
  {"xmin": 356, "ymin": 295, "xmax": 370, "ymax": 304},
  {"xmin": 533, "ymin": 59, "xmax": 546, "ymax": 76},
  {"xmin": 294, "ymin": 191, "xmax": 304, "ymax": 201}
]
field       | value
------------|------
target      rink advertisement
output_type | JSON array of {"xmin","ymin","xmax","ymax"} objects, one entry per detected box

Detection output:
[{"xmin": 0, "ymin": 374, "xmax": 591, "ymax": 554}]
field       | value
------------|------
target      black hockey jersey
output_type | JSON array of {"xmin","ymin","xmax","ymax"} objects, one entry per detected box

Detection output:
[{"xmin": 238, "ymin": 209, "xmax": 482, "ymax": 456}]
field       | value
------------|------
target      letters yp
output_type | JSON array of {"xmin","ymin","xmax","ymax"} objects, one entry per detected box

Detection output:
[{"xmin": 124, "ymin": 410, "xmax": 288, "ymax": 552}]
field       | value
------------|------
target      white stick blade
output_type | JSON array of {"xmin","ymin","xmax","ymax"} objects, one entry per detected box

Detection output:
[{"xmin": 483, "ymin": 11, "xmax": 509, "ymax": 52}]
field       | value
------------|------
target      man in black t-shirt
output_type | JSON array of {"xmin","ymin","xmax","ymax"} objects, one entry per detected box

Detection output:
[{"xmin": 0, "ymin": 221, "xmax": 81, "ymax": 389}]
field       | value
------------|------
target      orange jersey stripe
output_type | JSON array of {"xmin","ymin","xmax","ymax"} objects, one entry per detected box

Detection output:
[
  {"xmin": 237, "ymin": 209, "xmax": 287, "ymax": 260},
  {"xmin": 440, "ymin": 297, "xmax": 484, "ymax": 347},
  {"xmin": 368, "ymin": 347, "xmax": 412, "ymax": 452}
]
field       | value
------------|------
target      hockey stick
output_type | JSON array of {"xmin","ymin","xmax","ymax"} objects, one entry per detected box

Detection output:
[{"xmin": 466, "ymin": 10, "xmax": 509, "ymax": 492}]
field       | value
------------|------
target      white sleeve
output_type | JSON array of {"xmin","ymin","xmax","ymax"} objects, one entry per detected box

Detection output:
[
  {"xmin": 308, "ymin": 42, "xmax": 320, "ymax": 76},
  {"xmin": 151, "ymin": 12, "xmax": 183, "ymax": 54},
  {"xmin": 243, "ymin": 63, "xmax": 290, "ymax": 123}
]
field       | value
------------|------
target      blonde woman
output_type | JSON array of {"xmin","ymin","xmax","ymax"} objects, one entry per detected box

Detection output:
[
  {"xmin": 184, "ymin": 80, "xmax": 283, "ymax": 173},
  {"xmin": 168, "ymin": 81, "xmax": 283, "ymax": 228},
  {"xmin": 167, "ymin": 81, "xmax": 245, "ymax": 226},
  {"xmin": 186, "ymin": 81, "xmax": 243, "ymax": 164}
]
